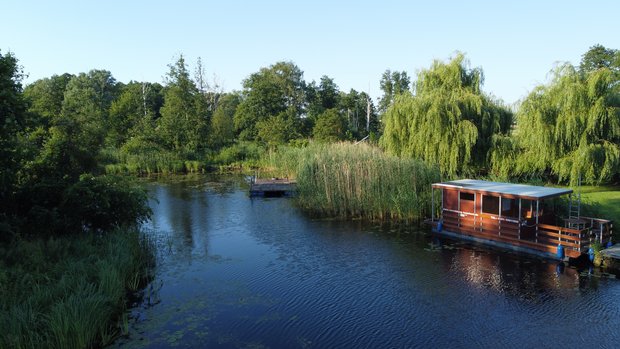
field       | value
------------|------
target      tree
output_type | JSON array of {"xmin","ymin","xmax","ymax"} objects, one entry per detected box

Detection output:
[
  {"xmin": 210, "ymin": 92, "xmax": 240, "ymax": 148},
  {"xmin": 493, "ymin": 63, "xmax": 620, "ymax": 184},
  {"xmin": 24, "ymin": 73, "xmax": 73, "ymax": 120},
  {"xmin": 381, "ymin": 53, "xmax": 512, "ymax": 177},
  {"xmin": 313, "ymin": 108, "xmax": 347, "ymax": 142},
  {"xmin": 378, "ymin": 70, "xmax": 410, "ymax": 115},
  {"xmin": 233, "ymin": 61, "xmax": 306, "ymax": 140},
  {"xmin": 256, "ymin": 109, "xmax": 300, "ymax": 145},
  {"xmin": 23, "ymin": 70, "xmax": 118, "ymax": 181},
  {"xmin": 158, "ymin": 55, "xmax": 208, "ymax": 155},
  {"xmin": 109, "ymin": 81, "xmax": 164, "ymax": 147},
  {"xmin": 580, "ymin": 44, "xmax": 620, "ymax": 74},
  {"xmin": 0, "ymin": 50, "xmax": 27, "ymax": 215}
]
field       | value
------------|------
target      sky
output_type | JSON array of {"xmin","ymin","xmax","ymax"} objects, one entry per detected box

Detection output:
[{"xmin": 2, "ymin": 0, "xmax": 619, "ymax": 105}]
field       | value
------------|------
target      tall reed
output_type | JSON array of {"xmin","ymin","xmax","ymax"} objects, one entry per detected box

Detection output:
[
  {"xmin": 0, "ymin": 228, "xmax": 155, "ymax": 348},
  {"xmin": 268, "ymin": 142, "xmax": 440, "ymax": 222}
]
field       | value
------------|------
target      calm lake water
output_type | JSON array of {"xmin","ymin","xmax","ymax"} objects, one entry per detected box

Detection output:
[{"xmin": 117, "ymin": 175, "xmax": 620, "ymax": 348}]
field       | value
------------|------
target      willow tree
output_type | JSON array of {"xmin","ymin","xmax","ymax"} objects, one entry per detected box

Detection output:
[
  {"xmin": 498, "ymin": 64, "xmax": 620, "ymax": 184},
  {"xmin": 380, "ymin": 54, "xmax": 512, "ymax": 177}
]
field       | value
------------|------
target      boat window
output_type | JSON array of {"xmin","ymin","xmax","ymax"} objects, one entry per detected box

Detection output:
[
  {"xmin": 482, "ymin": 195, "xmax": 499, "ymax": 214},
  {"xmin": 460, "ymin": 192, "xmax": 474, "ymax": 201},
  {"xmin": 501, "ymin": 198, "xmax": 518, "ymax": 218}
]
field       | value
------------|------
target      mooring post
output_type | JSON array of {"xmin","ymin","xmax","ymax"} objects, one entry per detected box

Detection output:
[
  {"xmin": 518, "ymin": 198, "xmax": 522, "ymax": 240},
  {"xmin": 431, "ymin": 187, "xmax": 435, "ymax": 223},
  {"xmin": 536, "ymin": 200, "xmax": 540, "ymax": 242}
]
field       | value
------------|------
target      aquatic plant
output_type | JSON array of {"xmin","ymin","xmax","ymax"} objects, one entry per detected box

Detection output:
[
  {"xmin": 0, "ymin": 228, "xmax": 155, "ymax": 348},
  {"xmin": 268, "ymin": 142, "xmax": 440, "ymax": 222}
]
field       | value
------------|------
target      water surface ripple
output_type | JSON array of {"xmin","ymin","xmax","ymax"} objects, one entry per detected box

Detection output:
[{"xmin": 117, "ymin": 176, "xmax": 620, "ymax": 348}]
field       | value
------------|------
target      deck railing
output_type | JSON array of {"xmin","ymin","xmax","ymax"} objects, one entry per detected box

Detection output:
[{"xmin": 437, "ymin": 208, "xmax": 613, "ymax": 258}]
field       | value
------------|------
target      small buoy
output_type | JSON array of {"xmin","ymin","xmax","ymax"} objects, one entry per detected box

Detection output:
[
  {"xmin": 588, "ymin": 247, "xmax": 595, "ymax": 262},
  {"xmin": 606, "ymin": 241, "xmax": 613, "ymax": 248},
  {"xmin": 437, "ymin": 220, "xmax": 443, "ymax": 232},
  {"xmin": 556, "ymin": 244, "xmax": 564, "ymax": 259}
]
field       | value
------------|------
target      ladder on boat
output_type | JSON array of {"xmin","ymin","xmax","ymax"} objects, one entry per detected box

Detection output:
[{"xmin": 568, "ymin": 175, "xmax": 581, "ymax": 219}]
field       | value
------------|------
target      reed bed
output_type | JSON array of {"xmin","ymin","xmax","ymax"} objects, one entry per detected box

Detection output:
[
  {"xmin": 101, "ymin": 148, "xmax": 207, "ymax": 175},
  {"xmin": 0, "ymin": 229, "xmax": 155, "ymax": 349},
  {"xmin": 269, "ymin": 142, "xmax": 440, "ymax": 222}
]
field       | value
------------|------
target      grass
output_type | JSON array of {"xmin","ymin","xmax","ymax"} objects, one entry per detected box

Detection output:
[
  {"xmin": 0, "ymin": 228, "xmax": 155, "ymax": 349},
  {"xmin": 102, "ymin": 149, "xmax": 208, "ymax": 176},
  {"xmin": 267, "ymin": 142, "xmax": 440, "ymax": 222},
  {"xmin": 100, "ymin": 142, "xmax": 267, "ymax": 176},
  {"xmin": 574, "ymin": 186, "xmax": 620, "ymax": 240}
]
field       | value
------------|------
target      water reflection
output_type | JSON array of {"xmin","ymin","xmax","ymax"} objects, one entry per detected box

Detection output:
[{"xmin": 118, "ymin": 176, "xmax": 620, "ymax": 348}]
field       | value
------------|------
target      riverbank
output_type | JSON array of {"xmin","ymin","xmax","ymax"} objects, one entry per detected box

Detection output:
[{"xmin": 0, "ymin": 228, "xmax": 154, "ymax": 348}]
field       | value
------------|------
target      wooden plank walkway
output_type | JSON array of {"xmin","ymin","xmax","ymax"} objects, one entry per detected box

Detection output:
[{"xmin": 249, "ymin": 178, "xmax": 296, "ymax": 197}]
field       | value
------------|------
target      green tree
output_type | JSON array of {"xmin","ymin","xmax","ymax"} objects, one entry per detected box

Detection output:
[
  {"xmin": 256, "ymin": 109, "xmax": 300, "ymax": 145},
  {"xmin": 158, "ymin": 55, "xmax": 208, "ymax": 155},
  {"xmin": 494, "ymin": 63, "xmax": 620, "ymax": 184},
  {"xmin": 580, "ymin": 44, "xmax": 620, "ymax": 74},
  {"xmin": 25, "ymin": 70, "xmax": 118, "ymax": 181},
  {"xmin": 23, "ymin": 73, "xmax": 73, "ymax": 120},
  {"xmin": 234, "ymin": 61, "xmax": 306, "ymax": 140},
  {"xmin": 381, "ymin": 53, "xmax": 512, "ymax": 177},
  {"xmin": 313, "ymin": 108, "xmax": 347, "ymax": 142},
  {"xmin": 378, "ymin": 70, "xmax": 410, "ymax": 115},
  {"xmin": 109, "ymin": 81, "xmax": 163, "ymax": 147},
  {"xmin": 210, "ymin": 92, "xmax": 240, "ymax": 148},
  {"xmin": 0, "ymin": 51, "xmax": 27, "ymax": 217}
]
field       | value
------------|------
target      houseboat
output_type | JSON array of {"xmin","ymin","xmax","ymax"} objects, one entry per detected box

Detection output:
[{"xmin": 429, "ymin": 179, "xmax": 612, "ymax": 259}]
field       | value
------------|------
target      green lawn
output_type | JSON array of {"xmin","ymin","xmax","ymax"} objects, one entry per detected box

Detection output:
[{"xmin": 567, "ymin": 185, "xmax": 619, "ymax": 239}]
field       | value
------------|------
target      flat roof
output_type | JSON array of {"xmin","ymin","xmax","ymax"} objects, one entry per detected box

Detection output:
[{"xmin": 432, "ymin": 179, "xmax": 572, "ymax": 200}]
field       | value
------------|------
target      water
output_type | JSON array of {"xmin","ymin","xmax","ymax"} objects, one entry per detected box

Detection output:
[{"xmin": 118, "ymin": 175, "xmax": 620, "ymax": 348}]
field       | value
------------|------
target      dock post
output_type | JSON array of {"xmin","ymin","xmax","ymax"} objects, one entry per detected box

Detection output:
[
  {"xmin": 518, "ymin": 198, "xmax": 522, "ymax": 240},
  {"xmin": 431, "ymin": 188, "xmax": 435, "ymax": 223},
  {"xmin": 499, "ymin": 196, "xmax": 502, "ymax": 236},
  {"xmin": 536, "ymin": 200, "xmax": 540, "ymax": 243}
]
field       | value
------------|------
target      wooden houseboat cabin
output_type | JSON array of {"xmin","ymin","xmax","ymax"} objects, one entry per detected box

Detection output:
[{"xmin": 430, "ymin": 179, "xmax": 612, "ymax": 259}]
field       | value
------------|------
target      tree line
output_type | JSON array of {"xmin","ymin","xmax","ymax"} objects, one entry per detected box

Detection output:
[
  {"xmin": 1, "ymin": 44, "xmax": 619, "ymax": 238},
  {"xmin": 382, "ymin": 45, "xmax": 620, "ymax": 185}
]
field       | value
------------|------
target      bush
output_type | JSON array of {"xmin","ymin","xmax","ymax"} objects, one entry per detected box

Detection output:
[{"xmin": 61, "ymin": 174, "xmax": 151, "ymax": 233}]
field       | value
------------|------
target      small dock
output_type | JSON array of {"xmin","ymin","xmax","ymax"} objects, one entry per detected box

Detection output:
[{"xmin": 250, "ymin": 178, "xmax": 296, "ymax": 197}]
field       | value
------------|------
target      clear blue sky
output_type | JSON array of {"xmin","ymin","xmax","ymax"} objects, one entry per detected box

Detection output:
[{"xmin": 3, "ymin": 0, "xmax": 619, "ymax": 105}]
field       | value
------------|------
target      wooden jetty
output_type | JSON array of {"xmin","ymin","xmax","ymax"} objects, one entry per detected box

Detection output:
[
  {"xmin": 427, "ymin": 179, "xmax": 613, "ymax": 260},
  {"xmin": 249, "ymin": 177, "xmax": 297, "ymax": 197}
]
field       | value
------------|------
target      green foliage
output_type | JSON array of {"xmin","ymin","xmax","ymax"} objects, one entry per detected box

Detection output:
[
  {"xmin": 102, "ymin": 148, "xmax": 206, "ymax": 175},
  {"xmin": 256, "ymin": 109, "xmax": 301, "ymax": 145},
  {"xmin": 313, "ymin": 108, "xmax": 347, "ymax": 142},
  {"xmin": 233, "ymin": 61, "xmax": 306, "ymax": 140},
  {"xmin": 378, "ymin": 69, "xmax": 410, "ymax": 114},
  {"xmin": 158, "ymin": 55, "xmax": 209, "ymax": 155},
  {"xmin": 108, "ymin": 82, "xmax": 164, "ymax": 147},
  {"xmin": 499, "ymin": 64, "xmax": 620, "ymax": 184},
  {"xmin": 210, "ymin": 92, "xmax": 240, "ymax": 148},
  {"xmin": 268, "ymin": 142, "xmax": 440, "ymax": 221},
  {"xmin": 0, "ymin": 228, "xmax": 155, "ymax": 348},
  {"xmin": 61, "ymin": 174, "xmax": 151, "ymax": 233},
  {"xmin": 381, "ymin": 53, "xmax": 513, "ymax": 177},
  {"xmin": 0, "ymin": 50, "xmax": 27, "ymax": 208},
  {"xmin": 23, "ymin": 73, "xmax": 73, "ymax": 120},
  {"xmin": 211, "ymin": 141, "xmax": 265, "ymax": 167},
  {"xmin": 580, "ymin": 44, "xmax": 620, "ymax": 75}
]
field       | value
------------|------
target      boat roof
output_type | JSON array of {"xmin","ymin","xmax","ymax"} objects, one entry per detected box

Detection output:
[{"xmin": 432, "ymin": 179, "xmax": 572, "ymax": 200}]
